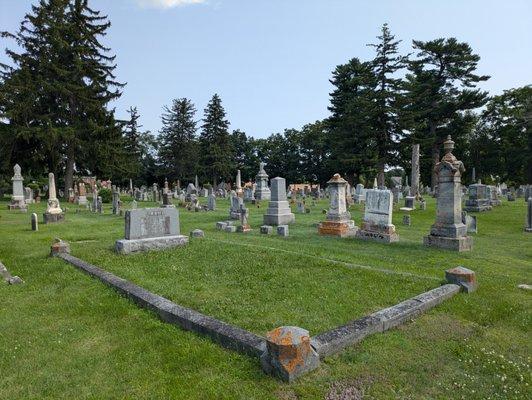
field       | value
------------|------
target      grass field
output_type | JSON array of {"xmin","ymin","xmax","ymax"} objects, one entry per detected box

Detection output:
[{"xmin": 0, "ymin": 196, "xmax": 530, "ymax": 399}]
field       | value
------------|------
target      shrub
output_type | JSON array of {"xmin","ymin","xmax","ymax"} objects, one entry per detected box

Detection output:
[{"xmin": 98, "ymin": 188, "xmax": 112, "ymax": 203}]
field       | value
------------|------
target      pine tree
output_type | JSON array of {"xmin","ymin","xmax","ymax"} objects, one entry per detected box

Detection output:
[
  {"xmin": 367, "ymin": 24, "xmax": 408, "ymax": 187},
  {"xmin": 230, "ymin": 129, "xmax": 259, "ymax": 182},
  {"xmin": 403, "ymin": 38, "xmax": 489, "ymax": 189},
  {"xmin": 327, "ymin": 57, "xmax": 378, "ymax": 184},
  {"xmin": 123, "ymin": 106, "xmax": 151, "ymax": 182},
  {"xmin": 158, "ymin": 98, "xmax": 198, "ymax": 183},
  {"xmin": 0, "ymin": 0, "xmax": 124, "ymax": 192},
  {"xmin": 199, "ymin": 94, "xmax": 232, "ymax": 185}
]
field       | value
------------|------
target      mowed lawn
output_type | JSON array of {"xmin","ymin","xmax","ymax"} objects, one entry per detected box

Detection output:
[{"xmin": 0, "ymin": 196, "xmax": 530, "ymax": 399}]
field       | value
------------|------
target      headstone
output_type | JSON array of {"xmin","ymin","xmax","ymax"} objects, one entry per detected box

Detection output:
[
  {"xmin": 277, "ymin": 225, "xmax": 289, "ymax": 237},
  {"xmin": 229, "ymin": 191, "xmax": 243, "ymax": 219},
  {"xmin": 115, "ymin": 207, "xmax": 188, "ymax": 254},
  {"xmin": 237, "ymin": 205, "xmax": 251, "ymax": 233},
  {"xmin": 487, "ymin": 185, "xmax": 501, "ymax": 207},
  {"xmin": 318, "ymin": 174, "xmax": 358, "ymax": 237},
  {"xmin": 356, "ymin": 189, "xmax": 398, "ymax": 243},
  {"xmin": 402, "ymin": 214, "xmax": 411, "ymax": 226},
  {"xmin": 461, "ymin": 211, "xmax": 477, "ymax": 234},
  {"xmin": 354, "ymin": 183, "xmax": 365, "ymax": 203},
  {"xmin": 419, "ymin": 199, "xmax": 427, "ymax": 210},
  {"xmin": 296, "ymin": 200, "xmax": 305, "ymax": 214},
  {"xmin": 162, "ymin": 192, "xmax": 173, "ymax": 208},
  {"xmin": 78, "ymin": 182, "xmax": 88, "ymax": 205},
  {"xmin": 254, "ymin": 161, "xmax": 271, "ymax": 201},
  {"xmin": 112, "ymin": 189, "xmax": 121, "ymax": 214},
  {"xmin": 373, "ymin": 178, "xmax": 378, "ymax": 189},
  {"xmin": 31, "ymin": 213, "xmax": 38, "ymax": 231},
  {"xmin": 424, "ymin": 136, "xmax": 472, "ymax": 251},
  {"xmin": 8, "ymin": 164, "xmax": 27, "ymax": 211},
  {"xmin": 24, "ymin": 187, "xmax": 34, "ymax": 204},
  {"xmin": 400, "ymin": 195, "xmax": 415, "ymax": 211},
  {"xmin": 471, "ymin": 167, "xmax": 476, "ymax": 184},
  {"xmin": 97, "ymin": 196, "xmax": 103, "ymax": 213},
  {"xmin": 194, "ymin": 175, "xmax": 199, "ymax": 192},
  {"xmin": 525, "ymin": 197, "xmax": 532, "ymax": 233},
  {"xmin": 464, "ymin": 181, "xmax": 492, "ymax": 212},
  {"xmin": 43, "ymin": 172, "xmax": 64, "ymax": 224},
  {"xmin": 263, "ymin": 177, "xmax": 295, "ymax": 225},
  {"xmin": 224, "ymin": 225, "xmax": 237, "ymax": 233},
  {"xmin": 207, "ymin": 192, "xmax": 216, "ymax": 211}
]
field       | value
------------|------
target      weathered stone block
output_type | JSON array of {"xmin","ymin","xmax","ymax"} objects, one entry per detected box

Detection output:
[
  {"xmin": 277, "ymin": 225, "xmax": 289, "ymax": 237},
  {"xmin": 224, "ymin": 225, "xmax": 237, "ymax": 233},
  {"xmin": 190, "ymin": 229, "xmax": 205, "ymax": 238},
  {"xmin": 402, "ymin": 215, "xmax": 411, "ymax": 226},
  {"xmin": 445, "ymin": 266, "xmax": 477, "ymax": 293},
  {"xmin": 260, "ymin": 326, "xmax": 320, "ymax": 382},
  {"xmin": 260, "ymin": 225, "xmax": 273, "ymax": 234},
  {"xmin": 43, "ymin": 212, "xmax": 65, "ymax": 224},
  {"xmin": 423, "ymin": 235, "xmax": 472, "ymax": 252},
  {"xmin": 115, "ymin": 235, "xmax": 188, "ymax": 254},
  {"xmin": 216, "ymin": 221, "xmax": 228, "ymax": 230},
  {"xmin": 50, "ymin": 238, "xmax": 70, "ymax": 256}
]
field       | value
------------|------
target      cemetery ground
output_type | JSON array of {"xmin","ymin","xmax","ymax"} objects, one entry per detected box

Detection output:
[{"xmin": 0, "ymin": 197, "xmax": 530, "ymax": 400}]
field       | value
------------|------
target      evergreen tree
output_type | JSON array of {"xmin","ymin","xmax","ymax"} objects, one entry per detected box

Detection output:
[
  {"xmin": 199, "ymin": 94, "xmax": 232, "ymax": 185},
  {"xmin": 158, "ymin": 98, "xmax": 198, "ymax": 183},
  {"xmin": 123, "ymin": 106, "xmax": 151, "ymax": 183},
  {"xmin": 0, "ymin": 0, "xmax": 124, "ymax": 192},
  {"xmin": 470, "ymin": 86, "xmax": 532, "ymax": 184},
  {"xmin": 327, "ymin": 57, "xmax": 378, "ymax": 184},
  {"xmin": 367, "ymin": 24, "xmax": 408, "ymax": 187},
  {"xmin": 403, "ymin": 38, "xmax": 489, "ymax": 189},
  {"xmin": 230, "ymin": 129, "xmax": 259, "ymax": 181},
  {"xmin": 299, "ymin": 121, "xmax": 330, "ymax": 186}
]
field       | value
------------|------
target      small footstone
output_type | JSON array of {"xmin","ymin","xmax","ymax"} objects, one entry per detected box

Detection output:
[
  {"xmin": 260, "ymin": 326, "xmax": 320, "ymax": 382},
  {"xmin": 190, "ymin": 229, "xmax": 205, "ymax": 238},
  {"xmin": 216, "ymin": 221, "xmax": 228, "ymax": 230},
  {"xmin": 50, "ymin": 238, "xmax": 70, "ymax": 257},
  {"xmin": 260, "ymin": 225, "xmax": 273, "ymax": 234},
  {"xmin": 31, "ymin": 213, "xmax": 38, "ymax": 231},
  {"xmin": 517, "ymin": 284, "xmax": 532, "ymax": 291},
  {"xmin": 402, "ymin": 215, "xmax": 411, "ymax": 226},
  {"xmin": 445, "ymin": 266, "xmax": 477, "ymax": 293},
  {"xmin": 8, "ymin": 276, "xmax": 24, "ymax": 285},
  {"xmin": 224, "ymin": 225, "xmax": 237, "ymax": 233},
  {"xmin": 277, "ymin": 225, "xmax": 289, "ymax": 237}
]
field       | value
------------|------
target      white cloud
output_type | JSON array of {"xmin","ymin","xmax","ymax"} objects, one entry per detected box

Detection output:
[{"xmin": 136, "ymin": 0, "xmax": 207, "ymax": 9}]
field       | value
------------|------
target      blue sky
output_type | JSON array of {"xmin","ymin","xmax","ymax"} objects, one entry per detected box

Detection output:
[{"xmin": 1, "ymin": 0, "xmax": 531, "ymax": 138}]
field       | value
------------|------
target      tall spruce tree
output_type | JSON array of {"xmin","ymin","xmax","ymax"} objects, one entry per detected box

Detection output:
[
  {"xmin": 367, "ymin": 24, "xmax": 408, "ymax": 187},
  {"xmin": 403, "ymin": 38, "xmax": 489, "ymax": 189},
  {"xmin": 123, "ymin": 106, "xmax": 152, "ymax": 183},
  {"xmin": 327, "ymin": 57, "xmax": 378, "ymax": 184},
  {"xmin": 199, "ymin": 94, "xmax": 232, "ymax": 185},
  {"xmin": 158, "ymin": 98, "xmax": 198, "ymax": 183},
  {"xmin": 0, "ymin": 0, "xmax": 124, "ymax": 192}
]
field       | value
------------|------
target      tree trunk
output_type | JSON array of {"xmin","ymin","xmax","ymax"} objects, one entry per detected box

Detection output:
[{"xmin": 64, "ymin": 147, "xmax": 75, "ymax": 197}]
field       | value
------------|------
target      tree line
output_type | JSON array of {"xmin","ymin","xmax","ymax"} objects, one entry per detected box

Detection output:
[{"xmin": 1, "ymin": 1, "xmax": 530, "ymax": 195}]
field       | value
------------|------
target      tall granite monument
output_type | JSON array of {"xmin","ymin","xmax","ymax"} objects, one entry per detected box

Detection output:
[
  {"xmin": 8, "ymin": 164, "xmax": 27, "ymax": 211},
  {"xmin": 254, "ymin": 162, "xmax": 271, "ymax": 201},
  {"xmin": 263, "ymin": 177, "xmax": 295, "ymax": 225},
  {"xmin": 424, "ymin": 136, "xmax": 472, "ymax": 251},
  {"xmin": 318, "ymin": 174, "xmax": 358, "ymax": 237},
  {"xmin": 44, "ymin": 172, "xmax": 64, "ymax": 223}
]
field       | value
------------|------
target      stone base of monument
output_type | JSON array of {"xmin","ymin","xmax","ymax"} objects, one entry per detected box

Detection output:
[
  {"xmin": 263, "ymin": 212, "xmax": 295, "ymax": 226},
  {"xmin": 464, "ymin": 201, "xmax": 492, "ymax": 212},
  {"xmin": 355, "ymin": 222, "xmax": 399, "ymax": 243},
  {"xmin": 115, "ymin": 235, "xmax": 188, "ymax": 254},
  {"xmin": 43, "ymin": 212, "xmax": 64, "ymax": 224},
  {"xmin": 318, "ymin": 221, "xmax": 358, "ymax": 238},
  {"xmin": 229, "ymin": 211, "xmax": 240, "ymax": 220},
  {"xmin": 8, "ymin": 199, "xmax": 27, "ymax": 211},
  {"xmin": 423, "ymin": 234, "xmax": 472, "ymax": 252},
  {"xmin": 490, "ymin": 200, "xmax": 502, "ymax": 206}
]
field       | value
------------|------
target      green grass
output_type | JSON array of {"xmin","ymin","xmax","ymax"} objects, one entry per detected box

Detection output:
[{"xmin": 0, "ymin": 196, "xmax": 530, "ymax": 399}]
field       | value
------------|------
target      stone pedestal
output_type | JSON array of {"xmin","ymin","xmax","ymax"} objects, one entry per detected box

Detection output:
[
  {"xmin": 254, "ymin": 162, "xmax": 271, "ymax": 201},
  {"xmin": 43, "ymin": 212, "xmax": 65, "ymax": 224},
  {"xmin": 318, "ymin": 174, "xmax": 358, "ymax": 237},
  {"xmin": 260, "ymin": 326, "xmax": 320, "ymax": 382},
  {"xmin": 424, "ymin": 136, "xmax": 472, "ymax": 251},
  {"xmin": 263, "ymin": 177, "xmax": 295, "ymax": 225},
  {"xmin": 44, "ymin": 172, "xmax": 64, "ymax": 223},
  {"xmin": 400, "ymin": 195, "xmax": 415, "ymax": 211},
  {"xmin": 526, "ymin": 197, "xmax": 532, "ymax": 233}
]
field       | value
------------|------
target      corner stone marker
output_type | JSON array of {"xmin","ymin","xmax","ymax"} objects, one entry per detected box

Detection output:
[
  {"xmin": 445, "ymin": 266, "xmax": 477, "ymax": 293},
  {"xmin": 260, "ymin": 326, "xmax": 320, "ymax": 383}
]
